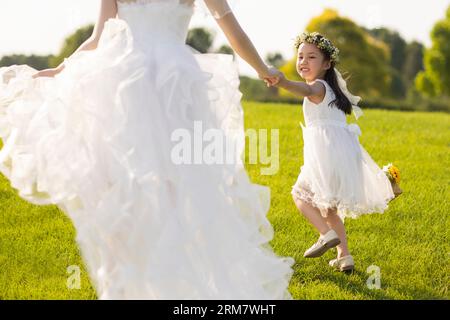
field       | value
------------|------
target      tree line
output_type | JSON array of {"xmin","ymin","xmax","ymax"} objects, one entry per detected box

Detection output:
[{"xmin": 1, "ymin": 7, "xmax": 449, "ymax": 112}]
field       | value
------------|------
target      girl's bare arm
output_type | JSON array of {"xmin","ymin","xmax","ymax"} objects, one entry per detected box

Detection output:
[{"xmin": 277, "ymin": 77, "xmax": 325, "ymax": 100}]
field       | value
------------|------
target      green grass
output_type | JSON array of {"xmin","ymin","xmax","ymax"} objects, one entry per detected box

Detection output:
[{"xmin": 0, "ymin": 101, "xmax": 449, "ymax": 299}]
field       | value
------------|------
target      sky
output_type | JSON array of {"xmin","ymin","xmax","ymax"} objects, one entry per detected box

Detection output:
[{"xmin": 0, "ymin": 0, "xmax": 449, "ymax": 76}]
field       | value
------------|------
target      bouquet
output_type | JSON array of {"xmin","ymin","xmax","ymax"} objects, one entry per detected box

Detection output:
[{"xmin": 382, "ymin": 163, "xmax": 403, "ymax": 200}]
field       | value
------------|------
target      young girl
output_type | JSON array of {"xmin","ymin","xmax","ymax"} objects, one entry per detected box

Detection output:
[{"xmin": 274, "ymin": 32, "xmax": 396, "ymax": 272}]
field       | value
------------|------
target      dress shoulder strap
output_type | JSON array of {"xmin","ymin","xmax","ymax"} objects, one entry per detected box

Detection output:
[
  {"xmin": 313, "ymin": 79, "xmax": 332, "ymax": 103},
  {"xmin": 314, "ymin": 79, "xmax": 329, "ymax": 89}
]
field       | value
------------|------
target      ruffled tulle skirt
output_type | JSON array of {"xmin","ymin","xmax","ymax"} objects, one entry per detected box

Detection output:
[
  {"xmin": 0, "ymin": 18, "xmax": 294, "ymax": 299},
  {"xmin": 291, "ymin": 120, "xmax": 396, "ymax": 221}
]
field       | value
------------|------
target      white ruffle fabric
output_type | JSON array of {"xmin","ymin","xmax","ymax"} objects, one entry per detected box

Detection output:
[
  {"xmin": 0, "ymin": 1, "xmax": 294, "ymax": 299},
  {"xmin": 292, "ymin": 79, "xmax": 395, "ymax": 222}
]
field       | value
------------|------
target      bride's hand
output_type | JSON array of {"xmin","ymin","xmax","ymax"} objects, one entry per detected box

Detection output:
[
  {"xmin": 258, "ymin": 66, "xmax": 284, "ymax": 87},
  {"xmin": 32, "ymin": 65, "xmax": 64, "ymax": 79}
]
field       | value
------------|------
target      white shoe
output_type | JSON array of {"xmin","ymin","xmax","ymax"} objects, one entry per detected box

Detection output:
[
  {"xmin": 329, "ymin": 255, "xmax": 355, "ymax": 272},
  {"xmin": 303, "ymin": 229, "xmax": 341, "ymax": 258}
]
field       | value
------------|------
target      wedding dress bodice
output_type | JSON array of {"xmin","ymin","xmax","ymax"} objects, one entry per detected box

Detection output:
[
  {"xmin": 116, "ymin": 0, "xmax": 232, "ymax": 18},
  {"xmin": 117, "ymin": 0, "xmax": 194, "ymax": 5},
  {"xmin": 114, "ymin": 0, "xmax": 233, "ymax": 43},
  {"xmin": 115, "ymin": 0, "xmax": 196, "ymax": 44}
]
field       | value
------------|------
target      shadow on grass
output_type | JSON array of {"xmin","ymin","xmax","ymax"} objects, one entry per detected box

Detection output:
[
  {"xmin": 317, "ymin": 268, "xmax": 397, "ymax": 299},
  {"xmin": 313, "ymin": 267, "xmax": 446, "ymax": 300}
]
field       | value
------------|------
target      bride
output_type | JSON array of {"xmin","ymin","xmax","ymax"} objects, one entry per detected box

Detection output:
[{"xmin": 0, "ymin": 0, "xmax": 294, "ymax": 299}]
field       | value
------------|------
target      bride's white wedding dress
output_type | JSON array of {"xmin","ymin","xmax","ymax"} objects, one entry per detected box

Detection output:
[{"xmin": 0, "ymin": 0, "xmax": 295, "ymax": 299}]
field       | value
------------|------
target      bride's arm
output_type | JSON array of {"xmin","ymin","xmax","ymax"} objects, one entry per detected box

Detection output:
[
  {"xmin": 72, "ymin": 0, "xmax": 118, "ymax": 54},
  {"xmin": 204, "ymin": 0, "xmax": 280, "ymax": 83},
  {"xmin": 33, "ymin": 0, "xmax": 117, "ymax": 78}
]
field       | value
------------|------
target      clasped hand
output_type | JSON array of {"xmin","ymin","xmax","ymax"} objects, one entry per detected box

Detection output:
[{"xmin": 258, "ymin": 66, "xmax": 285, "ymax": 88}]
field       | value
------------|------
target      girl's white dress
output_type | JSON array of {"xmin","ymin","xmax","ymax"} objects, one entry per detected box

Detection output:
[
  {"xmin": 0, "ymin": 0, "xmax": 295, "ymax": 299},
  {"xmin": 291, "ymin": 79, "xmax": 396, "ymax": 221}
]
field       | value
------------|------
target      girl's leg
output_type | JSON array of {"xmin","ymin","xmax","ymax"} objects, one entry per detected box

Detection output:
[
  {"xmin": 325, "ymin": 207, "xmax": 350, "ymax": 258},
  {"xmin": 292, "ymin": 195, "xmax": 331, "ymax": 236}
]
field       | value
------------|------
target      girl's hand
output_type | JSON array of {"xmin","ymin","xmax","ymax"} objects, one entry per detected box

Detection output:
[
  {"xmin": 259, "ymin": 66, "xmax": 284, "ymax": 87},
  {"xmin": 32, "ymin": 65, "xmax": 64, "ymax": 79}
]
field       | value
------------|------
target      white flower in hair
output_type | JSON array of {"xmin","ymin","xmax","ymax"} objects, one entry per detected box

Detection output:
[{"xmin": 294, "ymin": 32, "xmax": 340, "ymax": 63}]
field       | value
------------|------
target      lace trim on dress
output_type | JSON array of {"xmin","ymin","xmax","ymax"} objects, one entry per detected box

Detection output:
[
  {"xmin": 116, "ymin": 0, "xmax": 231, "ymax": 19},
  {"xmin": 117, "ymin": 0, "xmax": 195, "ymax": 6},
  {"xmin": 291, "ymin": 180, "xmax": 395, "ymax": 221},
  {"xmin": 116, "ymin": 0, "xmax": 232, "ymax": 20}
]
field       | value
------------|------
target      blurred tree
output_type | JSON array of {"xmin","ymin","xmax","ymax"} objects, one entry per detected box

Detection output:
[
  {"xmin": 415, "ymin": 6, "xmax": 450, "ymax": 97},
  {"xmin": 216, "ymin": 44, "xmax": 235, "ymax": 57},
  {"xmin": 239, "ymin": 76, "xmax": 276, "ymax": 101},
  {"xmin": 266, "ymin": 52, "xmax": 285, "ymax": 68},
  {"xmin": 368, "ymin": 28, "xmax": 406, "ymax": 72},
  {"xmin": 49, "ymin": 24, "xmax": 94, "ymax": 68},
  {"xmin": 0, "ymin": 54, "xmax": 53, "ymax": 69},
  {"xmin": 280, "ymin": 9, "xmax": 391, "ymax": 99},
  {"xmin": 186, "ymin": 27, "xmax": 214, "ymax": 53},
  {"xmin": 403, "ymin": 41, "xmax": 424, "ymax": 86},
  {"xmin": 368, "ymin": 27, "xmax": 407, "ymax": 98}
]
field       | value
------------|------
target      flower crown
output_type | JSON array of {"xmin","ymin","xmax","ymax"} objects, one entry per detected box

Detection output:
[{"xmin": 294, "ymin": 32, "xmax": 340, "ymax": 63}]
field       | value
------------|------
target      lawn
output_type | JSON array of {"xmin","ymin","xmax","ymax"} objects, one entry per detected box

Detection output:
[{"xmin": 0, "ymin": 101, "xmax": 449, "ymax": 299}]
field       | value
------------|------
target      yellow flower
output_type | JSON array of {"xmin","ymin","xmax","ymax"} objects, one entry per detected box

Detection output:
[
  {"xmin": 388, "ymin": 165, "xmax": 401, "ymax": 184},
  {"xmin": 382, "ymin": 163, "xmax": 401, "ymax": 184}
]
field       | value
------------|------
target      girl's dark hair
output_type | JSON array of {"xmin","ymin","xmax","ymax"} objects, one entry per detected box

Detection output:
[{"xmin": 322, "ymin": 57, "xmax": 353, "ymax": 115}]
